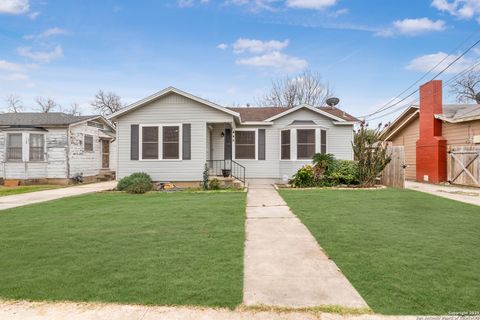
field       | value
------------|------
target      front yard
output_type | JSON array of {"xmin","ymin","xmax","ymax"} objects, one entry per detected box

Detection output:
[
  {"xmin": 279, "ymin": 188, "xmax": 480, "ymax": 315},
  {"xmin": 0, "ymin": 191, "xmax": 246, "ymax": 308},
  {"xmin": 0, "ymin": 185, "xmax": 62, "ymax": 196}
]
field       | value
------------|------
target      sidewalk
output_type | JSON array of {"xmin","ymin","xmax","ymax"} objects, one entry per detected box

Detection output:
[
  {"xmin": 0, "ymin": 300, "xmax": 417, "ymax": 320},
  {"xmin": 406, "ymin": 181, "xmax": 480, "ymax": 206},
  {"xmin": 243, "ymin": 180, "xmax": 367, "ymax": 309},
  {"xmin": 0, "ymin": 181, "xmax": 117, "ymax": 210}
]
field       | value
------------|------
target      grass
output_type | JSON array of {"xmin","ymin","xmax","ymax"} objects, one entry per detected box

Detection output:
[
  {"xmin": 0, "ymin": 191, "xmax": 246, "ymax": 308},
  {"xmin": 278, "ymin": 188, "xmax": 480, "ymax": 315},
  {"xmin": 0, "ymin": 185, "xmax": 62, "ymax": 196}
]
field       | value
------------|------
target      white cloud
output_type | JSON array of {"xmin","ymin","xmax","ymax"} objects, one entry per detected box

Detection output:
[
  {"xmin": 236, "ymin": 51, "xmax": 308, "ymax": 72},
  {"xmin": 233, "ymin": 38, "xmax": 289, "ymax": 54},
  {"xmin": 225, "ymin": 0, "xmax": 279, "ymax": 12},
  {"xmin": 406, "ymin": 51, "xmax": 472, "ymax": 74},
  {"xmin": 377, "ymin": 17, "xmax": 445, "ymax": 37},
  {"xmin": 0, "ymin": 0, "xmax": 29, "ymax": 14},
  {"xmin": 329, "ymin": 7, "xmax": 348, "ymax": 17},
  {"xmin": 0, "ymin": 60, "xmax": 25, "ymax": 72},
  {"xmin": 217, "ymin": 43, "xmax": 229, "ymax": 50},
  {"xmin": 1, "ymin": 73, "xmax": 29, "ymax": 81},
  {"xmin": 431, "ymin": 0, "xmax": 480, "ymax": 20},
  {"xmin": 24, "ymin": 27, "xmax": 69, "ymax": 40},
  {"xmin": 177, "ymin": 0, "xmax": 209, "ymax": 7},
  {"xmin": 17, "ymin": 45, "xmax": 64, "ymax": 63},
  {"xmin": 28, "ymin": 11, "xmax": 39, "ymax": 19},
  {"xmin": 286, "ymin": 0, "xmax": 336, "ymax": 10}
]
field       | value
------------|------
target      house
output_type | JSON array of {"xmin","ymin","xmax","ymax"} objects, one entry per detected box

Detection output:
[
  {"xmin": 0, "ymin": 112, "xmax": 116, "ymax": 185},
  {"xmin": 108, "ymin": 87, "xmax": 358, "ymax": 184},
  {"xmin": 382, "ymin": 80, "xmax": 480, "ymax": 183}
]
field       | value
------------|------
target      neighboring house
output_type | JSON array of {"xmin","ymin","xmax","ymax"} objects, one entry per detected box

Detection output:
[
  {"xmin": 0, "ymin": 113, "xmax": 116, "ymax": 184},
  {"xmin": 108, "ymin": 87, "xmax": 358, "ymax": 184},
  {"xmin": 382, "ymin": 80, "xmax": 480, "ymax": 182}
]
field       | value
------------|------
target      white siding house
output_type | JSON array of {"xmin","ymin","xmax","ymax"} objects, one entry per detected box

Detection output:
[
  {"xmin": 0, "ymin": 113, "xmax": 116, "ymax": 184},
  {"xmin": 109, "ymin": 87, "xmax": 358, "ymax": 183}
]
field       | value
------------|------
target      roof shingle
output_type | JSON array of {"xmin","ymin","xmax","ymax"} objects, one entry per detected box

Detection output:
[
  {"xmin": 227, "ymin": 106, "xmax": 358, "ymax": 122},
  {"xmin": 0, "ymin": 113, "xmax": 97, "ymax": 127}
]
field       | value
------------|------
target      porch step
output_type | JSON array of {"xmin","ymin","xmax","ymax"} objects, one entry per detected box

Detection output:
[{"xmin": 98, "ymin": 170, "xmax": 116, "ymax": 181}]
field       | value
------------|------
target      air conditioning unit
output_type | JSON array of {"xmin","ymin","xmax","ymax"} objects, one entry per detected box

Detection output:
[{"xmin": 474, "ymin": 135, "xmax": 480, "ymax": 144}]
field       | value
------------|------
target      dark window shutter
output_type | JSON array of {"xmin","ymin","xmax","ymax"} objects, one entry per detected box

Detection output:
[
  {"xmin": 131, "ymin": 124, "xmax": 139, "ymax": 160},
  {"xmin": 321, "ymin": 129, "xmax": 327, "ymax": 154},
  {"xmin": 182, "ymin": 123, "xmax": 191, "ymax": 160},
  {"xmin": 258, "ymin": 129, "xmax": 266, "ymax": 160}
]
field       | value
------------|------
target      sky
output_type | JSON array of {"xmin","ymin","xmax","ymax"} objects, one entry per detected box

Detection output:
[{"xmin": 1, "ymin": 0, "xmax": 480, "ymax": 122}]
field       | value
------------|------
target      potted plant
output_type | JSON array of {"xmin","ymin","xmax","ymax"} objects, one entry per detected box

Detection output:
[{"xmin": 222, "ymin": 169, "xmax": 231, "ymax": 177}]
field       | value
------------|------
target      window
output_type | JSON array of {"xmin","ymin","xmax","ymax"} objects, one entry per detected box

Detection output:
[
  {"xmin": 7, "ymin": 133, "xmax": 22, "ymax": 161},
  {"xmin": 297, "ymin": 129, "xmax": 315, "ymax": 159},
  {"xmin": 142, "ymin": 126, "xmax": 159, "ymax": 159},
  {"xmin": 320, "ymin": 130, "xmax": 327, "ymax": 154},
  {"xmin": 84, "ymin": 135, "xmax": 94, "ymax": 152},
  {"xmin": 29, "ymin": 134, "xmax": 45, "ymax": 161},
  {"xmin": 163, "ymin": 126, "xmax": 179, "ymax": 159},
  {"xmin": 281, "ymin": 130, "xmax": 290, "ymax": 160},
  {"xmin": 235, "ymin": 131, "xmax": 256, "ymax": 159}
]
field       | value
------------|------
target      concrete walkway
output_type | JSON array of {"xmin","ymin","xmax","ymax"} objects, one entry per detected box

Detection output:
[
  {"xmin": 0, "ymin": 300, "xmax": 417, "ymax": 320},
  {"xmin": 243, "ymin": 180, "xmax": 367, "ymax": 309},
  {"xmin": 0, "ymin": 181, "xmax": 117, "ymax": 210},
  {"xmin": 406, "ymin": 181, "xmax": 480, "ymax": 206}
]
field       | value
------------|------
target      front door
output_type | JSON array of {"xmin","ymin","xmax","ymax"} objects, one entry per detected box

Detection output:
[
  {"xmin": 101, "ymin": 140, "xmax": 110, "ymax": 169},
  {"xmin": 224, "ymin": 128, "xmax": 232, "ymax": 160}
]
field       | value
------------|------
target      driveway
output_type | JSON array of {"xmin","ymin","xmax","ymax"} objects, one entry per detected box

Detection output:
[
  {"xmin": 243, "ymin": 180, "xmax": 367, "ymax": 309},
  {"xmin": 0, "ymin": 181, "xmax": 117, "ymax": 210},
  {"xmin": 406, "ymin": 181, "xmax": 480, "ymax": 206}
]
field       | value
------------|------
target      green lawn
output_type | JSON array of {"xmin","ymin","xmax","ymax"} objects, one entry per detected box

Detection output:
[
  {"xmin": 0, "ymin": 191, "xmax": 246, "ymax": 308},
  {"xmin": 0, "ymin": 185, "xmax": 62, "ymax": 196},
  {"xmin": 279, "ymin": 188, "xmax": 480, "ymax": 315}
]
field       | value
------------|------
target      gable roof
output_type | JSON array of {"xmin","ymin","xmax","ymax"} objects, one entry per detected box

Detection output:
[
  {"xmin": 227, "ymin": 105, "xmax": 358, "ymax": 122},
  {"xmin": 435, "ymin": 104, "xmax": 480, "ymax": 123},
  {"xmin": 381, "ymin": 106, "xmax": 419, "ymax": 141},
  {"xmin": 108, "ymin": 87, "xmax": 240, "ymax": 120},
  {"xmin": 0, "ymin": 113, "xmax": 99, "ymax": 127}
]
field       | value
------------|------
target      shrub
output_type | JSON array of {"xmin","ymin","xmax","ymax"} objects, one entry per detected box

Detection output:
[
  {"xmin": 117, "ymin": 172, "xmax": 152, "ymax": 194},
  {"xmin": 327, "ymin": 160, "xmax": 359, "ymax": 185},
  {"xmin": 352, "ymin": 122, "xmax": 391, "ymax": 187},
  {"xmin": 312, "ymin": 153, "xmax": 335, "ymax": 180},
  {"xmin": 208, "ymin": 178, "xmax": 221, "ymax": 190},
  {"xmin": 290, "ymin": 164, "xmax": 316, "ymax": 187}
]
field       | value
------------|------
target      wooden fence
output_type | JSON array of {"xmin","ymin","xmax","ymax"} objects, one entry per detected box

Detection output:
[
  {"xmin": 447, "ymin": 145, "xmax": 480, "ymax": 188},
  {"xmin": 381, "ymin": 146, "xmax": 405, "ymax": 188}
]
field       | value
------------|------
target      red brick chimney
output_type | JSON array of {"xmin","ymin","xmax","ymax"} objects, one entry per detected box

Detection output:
[{"xmin": 416, "ymin": 80, "xmax": 447, "ymax": 183}]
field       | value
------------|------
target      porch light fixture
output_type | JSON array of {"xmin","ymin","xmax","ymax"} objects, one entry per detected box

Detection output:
[{"xmin": 221, "ymin": 131, "xmax": 225, "ymax": 137}]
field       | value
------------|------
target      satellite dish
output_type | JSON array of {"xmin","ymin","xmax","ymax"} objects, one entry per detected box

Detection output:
[
  {"xmin": 475, "ymin": 92, "xmax": 480, "ymax": 104},
  {"xmin": 326, "ymin": 97, "xmax": 340, "ymax": 107}
]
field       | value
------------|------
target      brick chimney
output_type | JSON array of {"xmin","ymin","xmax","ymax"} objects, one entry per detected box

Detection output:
[{"xmin": 416, "ymin": 80, "xmax": 447, "ymax": 183}]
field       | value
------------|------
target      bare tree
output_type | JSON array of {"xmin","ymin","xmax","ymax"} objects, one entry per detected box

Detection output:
[
  {"xmin": 257, "ymin": 70, "xmax": 333, "ymax": 108},
  {"xmin": 450, "ymin": 69, "xmax": 480, "ymax": 103},
  {"xmin": 5, "ymin": 94, "xmax": 24, "ymax": 113},
  {"xmin": 36, "ymin": 97, "xmax": 58, "ymax": 113},
  {"xmin": 64, "ymin": 102, "xmax": 82, "ymax": 116},
  {"xmin": 91, "ymin": 90, "xmax": 125, "ymax": 116}
]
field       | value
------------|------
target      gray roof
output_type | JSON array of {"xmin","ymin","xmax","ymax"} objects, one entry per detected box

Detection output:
[
  {"xmin": 0, "ymin": 113, "xmax": 98, "ymax": 127},
  {"xmin": 441, "ymin": 104, "xmax": 480, "ymax": 121}
]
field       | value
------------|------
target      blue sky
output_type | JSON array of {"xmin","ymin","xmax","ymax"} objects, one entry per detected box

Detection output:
[{"xmin": 1, "ymin": 0, "xmax": 480, "ymax": 122}]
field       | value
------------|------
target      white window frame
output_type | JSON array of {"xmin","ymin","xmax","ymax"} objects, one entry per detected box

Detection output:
[
  {"xmin": 279, "ymin": 127, "xmax": 328, "ymax": 161},
  {"xmin": 233, "ymin": 128, "xmax": 258, "ymax": 160},
  {"xmin": 29, "ymin": 133, "xmax": 46, "ymax": 162},
  {"xmin": 84, "ymin": 134, "xmax": 94, "ymax": 152},
  {"xmin": 4, "ymin": 132, "xmax": 46, "ymax": 163},
  {"xmin": 139, "ymin": 123, "xmax": 183, "ymax": 161}
]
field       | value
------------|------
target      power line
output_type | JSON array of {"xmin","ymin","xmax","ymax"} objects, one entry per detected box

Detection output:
[
  {"xmin": 358, "ymin": 29, "xmax": 480, "ymax": 119},
  {"xmin": 367, "ymin": 57, "xmax": 480, "ymax": 121}
]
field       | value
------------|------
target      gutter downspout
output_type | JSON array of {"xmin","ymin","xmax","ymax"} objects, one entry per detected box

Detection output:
[{"xmin": 66, "ymin": 125, "xmax": 71, "ymax": 179}]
